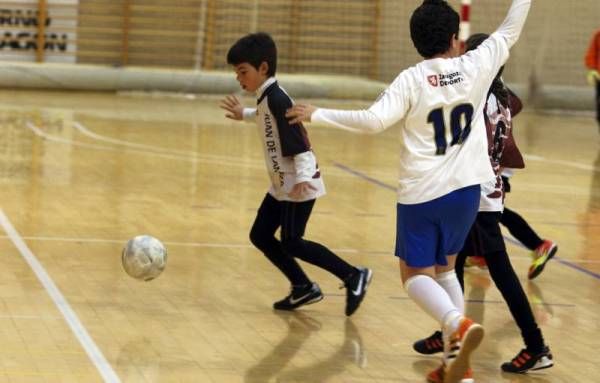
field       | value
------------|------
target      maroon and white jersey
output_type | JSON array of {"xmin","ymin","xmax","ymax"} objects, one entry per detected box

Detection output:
[
  {"xmin": 479, "ymin": 89, "xmax": 524, "ymax": 212},
  {"xmin": 244, "ymin": 77, "xmax": 325, "ymax": 202}
]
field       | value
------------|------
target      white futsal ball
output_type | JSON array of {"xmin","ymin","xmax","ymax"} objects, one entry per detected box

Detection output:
[{"xmin": 122, "ymin": 235, "xmax": 167, "ymax": 281}]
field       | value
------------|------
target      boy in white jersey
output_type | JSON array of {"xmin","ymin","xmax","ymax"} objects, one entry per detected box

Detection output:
[
  {"xmin": 413, "ymin": 33, "xmax": 553, "ymax": 378},
  {"xmin": 220, "ymin": 32, "xmax": 372, "ymax": 316},
  {"xmin": 287, "ymin": 0, "xmax": 531, "ymax": 381}
]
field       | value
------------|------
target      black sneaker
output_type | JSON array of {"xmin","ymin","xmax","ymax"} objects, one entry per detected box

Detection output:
[
  {"xmin": 344, "ymin": 267, "xmax": 373, "ymax": 316},
  {"xmin": 273, "ymin": 282, "xmax": 323, "ymax": 311},
  {"xmin": 413, "ymin": 330, "xmax": 444, "ymax": 355},
  {"xmin": 501, "ymin": 346, "xmax": 554, "ymax": 373}
]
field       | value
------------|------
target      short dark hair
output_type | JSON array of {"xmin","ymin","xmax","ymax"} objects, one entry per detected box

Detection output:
[
  {"xmin": 410, "ymin": 0, "xmax": 459, "ymax": 58},
  {"xmin": 465, "ymin": 33, "xmax": 489, "ymax": 52},
  {"xmin": 227, "ymin": 32, "xmax": 277, "ymax": 77}
]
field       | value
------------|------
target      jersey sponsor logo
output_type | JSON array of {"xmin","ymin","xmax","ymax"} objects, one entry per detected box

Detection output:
[
  {"xmin": 428, "ymin": 72, "xmax": 465, "ymax": 87},
  {"xmin": 427, "ymin": 75, "xmax": 438, "ymax": 87}
]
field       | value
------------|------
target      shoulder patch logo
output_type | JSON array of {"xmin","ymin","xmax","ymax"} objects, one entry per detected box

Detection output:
[{"xmin": 427, "ymin": 75, "xmax": 438, "ymax": 87}]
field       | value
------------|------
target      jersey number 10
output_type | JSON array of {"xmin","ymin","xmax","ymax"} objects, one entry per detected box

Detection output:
[{"xmin": 427, "ymin": 103, "xmax": 474, "ymax": 155}]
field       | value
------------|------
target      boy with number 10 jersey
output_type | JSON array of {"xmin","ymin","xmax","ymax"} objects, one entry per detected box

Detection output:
[{"xmin": 287, "ymin": 1, "xmax": 531, "ymax": 381}]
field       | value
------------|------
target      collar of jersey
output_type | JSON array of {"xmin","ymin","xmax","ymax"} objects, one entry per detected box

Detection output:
[{"xmin": 256, "ymin": 77, "xmax": 277, "ymax": 103}]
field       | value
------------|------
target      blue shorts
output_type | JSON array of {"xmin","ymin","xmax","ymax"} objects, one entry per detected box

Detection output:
[{"xmin": 395, "ymin": 185, "xmax": 480, "ymax": 268}]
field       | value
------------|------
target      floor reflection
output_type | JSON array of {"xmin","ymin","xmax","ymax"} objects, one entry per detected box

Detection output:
[{"xmin": 244, "ymin": 313, "xmax": 366, "ymax": 382}]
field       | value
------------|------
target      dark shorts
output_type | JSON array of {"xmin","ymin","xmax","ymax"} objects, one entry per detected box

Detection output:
[
  {"xmin": 395, "ymin": 185, "xmax": 480, "ymax": 268},
  {"xmin": 461, "ymin": 211, "xmax": 506, "ymax": 256}
]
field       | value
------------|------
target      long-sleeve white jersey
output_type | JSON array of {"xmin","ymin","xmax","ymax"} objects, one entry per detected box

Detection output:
[{"xmin": 312, "ymin": 0, "xmax": 530, "ymax": 205}]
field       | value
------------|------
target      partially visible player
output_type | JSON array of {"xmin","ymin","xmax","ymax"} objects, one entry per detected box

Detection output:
[
  {"xmin": 413, "ymin": 33, "xmax": 554, "ymax": 376},
  {"xmin": 500, "ymin": 172, "xmax": 558, "ymax": 280},
  {"xmin": 585, "ymin": 28, "xmax": 600, "ymax": 129},
  {"xmin": 287, "ymin": 1, "xmax": 532, "ymax": 381},
  {"xmin": 220, "ymin": 32, "xmax": 372, "ymax": 317}
]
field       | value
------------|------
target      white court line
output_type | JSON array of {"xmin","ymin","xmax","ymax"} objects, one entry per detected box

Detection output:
[
  {"xmin": 0, "ymin": 210, "xmax": 121, "ymax": 383},
  {"xmin": 72, "ymin": 120, "xmax": 392, "ymax": 180},
  {"xmin": 73, "ymin": 121, "xmax": 249, "ymax": 162},
  {"xmin": 25, "ymin": 121, "xmax": 263, "ymax": 170}
]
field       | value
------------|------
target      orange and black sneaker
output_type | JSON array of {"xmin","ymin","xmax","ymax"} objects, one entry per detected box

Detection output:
[
  {"xmin": 501, "ymin": 346, "xmax": 553, "ymax": 373},
  {"xmin": 426, "ymin": 364, "xmax": 473, "ymax": 383},
  {"xmin": 413, "ymin": 330, "xmax": 444, "ymax": 355},
  {"xmin": 444, "ymin": 317, "xmax": 484, "ymax": 383}
]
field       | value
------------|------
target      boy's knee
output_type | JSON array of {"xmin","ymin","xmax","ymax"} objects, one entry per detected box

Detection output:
[
  {"xmin": 249, "ymin": 229, "xmax": 272, "ymax": 250},
  {"xmin": 281, "ymin": 238, "xmax": 304, "ymax": 255}
]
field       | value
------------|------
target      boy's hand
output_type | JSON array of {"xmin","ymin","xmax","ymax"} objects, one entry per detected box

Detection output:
[
  {"xmin": 587, "ymin": 70, "xmax": 600, "ymax": 86},
  {"xmin": 286, "ymin": 104, "xmax": 317, "ymax": 124},
  {"xmin": 288, "ymin": 181, "xmax": 317, "ymax": 199},
  {"xmin": 220, "ymin": 95, "xmax": 244, "ymax": 120}
]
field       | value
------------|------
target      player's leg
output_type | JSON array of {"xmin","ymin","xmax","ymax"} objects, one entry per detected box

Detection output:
[
  {"xmin": 279, "ymin": 199, "xmax": 372, "ymax": 316},
  {"xmin": 413, "ymin": 222, "xmax": 479, "ymax": 356},
  {"xmin": 501, "ymin": 207, "xmax": 558, "ymax": 279},
  {"xmin": 249, "ymin": 193, "xmax": 319, "ymax": 310},
  {"xmin": 478, "ymin": 212, "xmax": 553, "ymax": 373},
  {"xmin": 501, "ymin": 207, "xmax": 543, "ymax": 250},
  {"xmin": 398, "ymin": 185, "xmax": 483, "ymax": 382}
]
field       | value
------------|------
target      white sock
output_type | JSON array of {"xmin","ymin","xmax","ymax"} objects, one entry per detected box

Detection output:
[
  {"xmin": 404, "ymin": 275, "xmax": 461, "ymax": 328},
  {"xmin": 436, "ymin": 270, "xmax": 464, "ymax": 315}
]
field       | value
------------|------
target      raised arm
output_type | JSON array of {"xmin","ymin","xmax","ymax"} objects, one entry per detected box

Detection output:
[{"xmin": 495, "ymin": 0, "xmax": 531, "ymax": 49}]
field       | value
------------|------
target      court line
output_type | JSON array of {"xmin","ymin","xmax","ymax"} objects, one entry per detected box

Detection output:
[
  {"xmin": 0, "ymin": 210, "xmax": 121, "ymax": 383},
  {"xmin": 73, "ymin": 120, "xmax": 395, "ymax": 180},
  {"xmin": 25, "ymin": 120, "xmax": 379, "ymax": 179},
  {"xmin": 25, "ymin": 121, "xmax": 263, "ymax": 169},
  {"xmin": 333, "ymin": 162, "xmax": 600, "ymax": 280}
]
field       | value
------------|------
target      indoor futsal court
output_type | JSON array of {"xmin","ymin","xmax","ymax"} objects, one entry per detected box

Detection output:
[
  {"xmin": 0, "ymin": 89, "xmax": 597, "ymax": 382},
  {"xmin": 0, "ymin": 0, "xmax": 599, "ymax": 382}
]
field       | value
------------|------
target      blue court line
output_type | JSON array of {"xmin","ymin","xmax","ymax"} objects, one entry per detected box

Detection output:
[
  {"xmin": 332, "ymin": 162, "xmax": 396, "ymax": 191},
  {"xmin": 333, "ymin": 161, "xmax": 600, "ymax": 282}
]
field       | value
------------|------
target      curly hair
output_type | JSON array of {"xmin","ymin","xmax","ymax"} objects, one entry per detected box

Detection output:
[
  {"xmin": 410, "ymin": 0, "xmax": 459, "ymax": 58},
  {"xmin": 227, "ymin": 32, "xmax": 277, "ymax": 77}
]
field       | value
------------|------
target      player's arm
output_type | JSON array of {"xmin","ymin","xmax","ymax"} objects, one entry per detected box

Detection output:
[
  {"xmin": 494, "ymin": 0, "xmax": 531, "ymax": 49},
  {"xmin": 585, "ymin": 31, "xmax": 600, "ymax": 85},
  {"xmin": 507, "ymin": 87, "xmax": 523, "ymax": 116},
  {"xmin": 287, "ymin": 73, "xmax": 410, "ymax": 134},
  {"xmin": 220, "ymin": 94, "xmax": 256, "ymax": 121},
  {"xmin": 466, "ymin": 0, "xmax": 531, "ymax": 85}
]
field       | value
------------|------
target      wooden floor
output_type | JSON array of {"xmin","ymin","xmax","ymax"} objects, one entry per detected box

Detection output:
[{"xmin": 0, "ymin": 89, "xmax": 598, "ymax": 383}]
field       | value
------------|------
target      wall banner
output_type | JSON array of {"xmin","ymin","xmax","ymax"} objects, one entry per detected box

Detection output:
[{"xmin": 0, "ymin": 0, "xmax": 78, "ymax": 63}]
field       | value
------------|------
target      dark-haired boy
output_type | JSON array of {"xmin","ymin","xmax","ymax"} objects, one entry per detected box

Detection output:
[
  {"xmin": 220, "ymin": 32, "xmax": 372, "ymax": 317},
  {"xmin": 287, "ymin": 0, "xmax": 531, "ymax": 382},
  {"xmin": 413, "ymin": 32, "xmax": 553, "ymax": 379}
]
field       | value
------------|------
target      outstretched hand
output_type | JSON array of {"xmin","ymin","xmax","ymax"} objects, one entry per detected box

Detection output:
[
  {"xmin": 286, "ymin": 104, "xmax": 317, "ymax": 125},
  {"xmin": 220, "ymin": 95, "xmax": 244, "ymax": 120},
  {"xmin": 588, "ymin": 70, "xmax": 600, "ymax": 86},
  {"xmin": 288, "ymin": 181, "xmax": 317, "ymax": 199}
]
